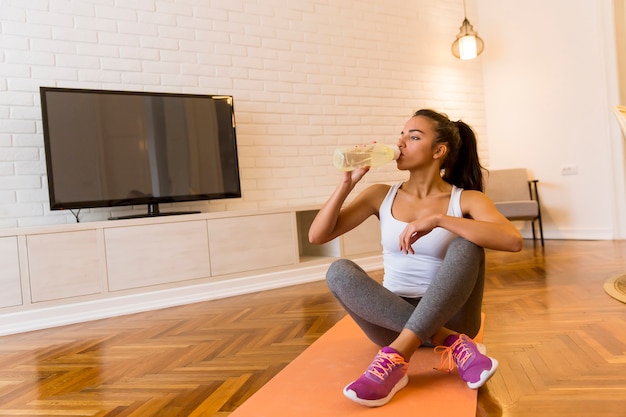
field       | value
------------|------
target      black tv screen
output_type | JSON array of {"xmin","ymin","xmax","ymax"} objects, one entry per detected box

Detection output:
[{"xmin": 40, "ymin": 87, "xmax": 241, "ymax": 219}]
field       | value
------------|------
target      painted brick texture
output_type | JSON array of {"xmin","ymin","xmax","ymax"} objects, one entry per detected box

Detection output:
[{"xmin": 0, "ymin": 0, "xmax": 487, "ymax": 228}]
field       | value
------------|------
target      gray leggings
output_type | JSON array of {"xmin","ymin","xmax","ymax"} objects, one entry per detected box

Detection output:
[{"xmin": 326, "ymin": 237, "xmax": 485, "ymax": 347}]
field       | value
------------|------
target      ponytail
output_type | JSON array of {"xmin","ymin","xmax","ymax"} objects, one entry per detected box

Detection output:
[
  {"xmin": 413, "ymin": 109, "xmax": 485, "ymax": 192},
  {"xmin": 443, "ymin": 120, "xmax": 484, "ymax": 191}
]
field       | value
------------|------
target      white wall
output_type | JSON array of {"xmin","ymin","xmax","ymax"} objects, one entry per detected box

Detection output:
[
  {"xmin": 0, "ymin": 0, "xmax": 488, "ymax": 228},
  {"xmin": 479, "ymin": 0, "xmax": 626, "ymax": 239}
]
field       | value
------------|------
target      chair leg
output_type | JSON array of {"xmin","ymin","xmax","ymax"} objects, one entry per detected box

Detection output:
[
  {"xmin": 537, "ymin": 213, "xmax": 545, "ymax": 247},
  {"xmin": 529, "ymin": 179, "xmax": 545, "ymax": 247}
]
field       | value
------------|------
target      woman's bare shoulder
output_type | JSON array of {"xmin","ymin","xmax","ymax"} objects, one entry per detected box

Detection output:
[{"xmin": 459, "ymin": 189, "xmax": 502, "ymax": 218}]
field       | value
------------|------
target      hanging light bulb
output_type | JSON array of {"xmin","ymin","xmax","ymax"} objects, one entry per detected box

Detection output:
[{"xmin": 451, "ymin": 1, "xmax": 484, "ymax": 60}]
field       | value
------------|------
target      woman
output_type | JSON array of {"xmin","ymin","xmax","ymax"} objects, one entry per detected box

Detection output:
[{"xmin": 308, "ymin": 109, "xmax": 522, "ymax": 407}]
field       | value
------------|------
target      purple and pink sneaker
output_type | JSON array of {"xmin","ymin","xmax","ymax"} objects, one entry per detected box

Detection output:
[
  {"xmin": 343, "ymin": 346, "xmax": 409, "ymax": 407},
  {"xmin": 436, "ymin": 334, "xmax": 498, "ymax": 389}
]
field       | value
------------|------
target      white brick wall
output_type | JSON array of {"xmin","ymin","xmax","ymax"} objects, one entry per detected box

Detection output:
[{"xmin": 0, "ymin": 0, "xmax": 488, "ymax": 228}]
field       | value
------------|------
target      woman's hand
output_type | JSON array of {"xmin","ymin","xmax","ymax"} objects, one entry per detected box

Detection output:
[
  {"xmin": 398, "ymin": 214, "xmax": 440, "ymax": 254},
  {"xmin": 340, "ymin": 166, "xmax": 370, "ymax": 188}
]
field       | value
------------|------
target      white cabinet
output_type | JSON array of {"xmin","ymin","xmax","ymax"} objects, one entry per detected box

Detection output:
[
  {"xmin": 27, "ymin": 230, "xmax": 102, "ymax": 302},
  {"xmin": 0, "ymin": 207, "xmax": 382, "ymax": 334},
  {"xmin": 0, "ymin": 236, "xmax": 22, "ymax": 308},
  {"xmin": 207, "ymin": 212, "xmax": 296, "ymax": 276},
  {"xmin": 105, "ymin": 220, "xmax": 211, "ymax": 291}
]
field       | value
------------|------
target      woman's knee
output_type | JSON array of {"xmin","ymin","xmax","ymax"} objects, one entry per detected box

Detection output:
[
  {"xmin": 325, "ymin": 258, "xmax": 365, "ymax": 293},
  {"xmin": 447, "ymin": 237, "xmax": 485, "ymax": 263},
  {"xmin": 439, "ymin": 237, "xmax": 485, "ymax": 286}
]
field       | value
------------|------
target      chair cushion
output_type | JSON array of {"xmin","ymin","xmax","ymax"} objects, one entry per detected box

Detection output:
[{"xmin": 494, "ymin": 201, "xmax": 538, "ymax": 220}]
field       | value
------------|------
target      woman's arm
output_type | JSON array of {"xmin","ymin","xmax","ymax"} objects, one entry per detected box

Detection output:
[
  {"xmin": 399, "ymin": 190, "xmax": 523, "ymax": 253},
  {"xmin": 308, "ymin": 168, "xmax": 386, "ymax": 245}
]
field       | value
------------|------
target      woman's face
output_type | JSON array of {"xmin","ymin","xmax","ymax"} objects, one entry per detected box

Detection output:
[{"xmin": 396, "ymin": 115, "xmax": 441, "ymax": 169}]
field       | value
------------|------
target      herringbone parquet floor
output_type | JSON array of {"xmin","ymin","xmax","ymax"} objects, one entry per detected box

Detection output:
[{"xmin": 0, "ymin": 239, "xmax": 624, "ymax": 417}]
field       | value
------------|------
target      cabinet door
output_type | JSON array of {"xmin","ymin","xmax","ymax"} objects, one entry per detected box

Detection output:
[
  {"xmin": 105, "ymin": 221, "xmax": 210, "ymax": 291},
  {"xmin": 342, "ymin": 215, "xmax": 382, "ymax": 257},
  {"xmin": 207, "ymin": 213, "xmax": 296, "ymax": 276},
  {"xmin": 0, "ymin": 236, "xmax": 22, "ymax": 308},
  {"xmin": 27, "ymin": 230, "xmax": 102, "ymax": 303}
]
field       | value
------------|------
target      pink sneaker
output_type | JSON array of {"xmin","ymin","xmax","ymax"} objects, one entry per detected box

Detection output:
[
  {"xmin": 343, "ymin": 346, "xmax": 409, "ymax": 407},
  {"xmin": 435, "ymin": 334, "xmax": 498, "ymax": 389}
]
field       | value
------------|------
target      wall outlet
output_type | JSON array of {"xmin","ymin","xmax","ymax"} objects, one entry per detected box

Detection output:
[{"xmin": 561, "ymin": 164, "xmax": 578, "ymax": 175}]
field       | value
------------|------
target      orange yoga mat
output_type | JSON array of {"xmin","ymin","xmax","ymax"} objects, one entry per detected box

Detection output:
[{"xmin": 231, "ymin": 315, "xmax": 484, "ymax": 417}]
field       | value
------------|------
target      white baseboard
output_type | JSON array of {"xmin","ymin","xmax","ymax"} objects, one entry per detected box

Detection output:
[
  {"xmin": 0, "ymin": 255, "xmax": 383, "ymax": 336},
  {"xmin": 518, "ymin": 225, "xmax": 616, "ymax": 241}
]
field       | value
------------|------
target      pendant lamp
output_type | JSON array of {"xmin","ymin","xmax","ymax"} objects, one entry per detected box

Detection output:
[{"xmin": 451, "ymin": 0, "xmax": 484, "ymax": 60}]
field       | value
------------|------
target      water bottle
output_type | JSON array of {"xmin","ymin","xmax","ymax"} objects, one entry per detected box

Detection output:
[{"xmin": 333, "ymin": 143, "xmax": 400, "ymax": 171}]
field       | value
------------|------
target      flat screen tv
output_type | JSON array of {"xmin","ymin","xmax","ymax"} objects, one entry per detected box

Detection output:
[{"xmin": 40, "ymin": 87, "xmax": 242, "ymax": 220}]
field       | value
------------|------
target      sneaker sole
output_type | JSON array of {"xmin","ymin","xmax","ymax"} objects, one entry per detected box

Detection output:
[
  {"xmin": 343, "ymin": 374, "xmax": 409, "ymax": 407},
  {"xmin": 466, "ymin": 357, "xmax": 499, "ymax": 390}
]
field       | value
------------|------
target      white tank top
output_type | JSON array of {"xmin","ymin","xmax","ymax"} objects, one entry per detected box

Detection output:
[{"xmin": 379, "ymin": 182, "xmax": 464, "ymax": 298}]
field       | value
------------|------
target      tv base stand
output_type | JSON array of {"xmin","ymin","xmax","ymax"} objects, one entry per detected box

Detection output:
[
  {"xmin": 108, "ymin": 202, "xmax": 200, "ymax": 220},
  {"xmin": 109, "ymin": 211, "xmax": 200, "ymax": 220}
]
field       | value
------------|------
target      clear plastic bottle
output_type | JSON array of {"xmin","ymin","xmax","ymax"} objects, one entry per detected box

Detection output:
[{"xmin": 333, "ymin": 143, "xmax": 401, "ymax": 171}]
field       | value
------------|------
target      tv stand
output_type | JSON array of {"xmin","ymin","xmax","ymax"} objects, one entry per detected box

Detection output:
[
  {"xmin": 0, "ymin": 206, "xmax": 383, "ymax": 335},
  {"xmin": 108, "ymin": 203, "xmax": 199, "ymax": 220}
]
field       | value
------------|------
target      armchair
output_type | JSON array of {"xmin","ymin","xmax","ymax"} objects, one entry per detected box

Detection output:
[{"xmin": 484, "ymin": 168, "xmax": 544, "ymax": 246}]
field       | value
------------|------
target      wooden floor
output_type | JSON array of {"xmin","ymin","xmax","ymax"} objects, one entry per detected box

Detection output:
[{"xmin": 0, "ymin": 239, "xmax": 625, "ymax": 417}]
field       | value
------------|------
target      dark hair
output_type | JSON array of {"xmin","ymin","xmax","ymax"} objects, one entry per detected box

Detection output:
[{"xmin": 413, "ymin": 109, "xmax": 484, "ymax": 191}]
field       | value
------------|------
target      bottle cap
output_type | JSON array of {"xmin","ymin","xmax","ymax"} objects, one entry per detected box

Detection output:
[
  {"xmin": 389, "ymin": 145, "xmax": 401, "ymax": 160},
  {"xmin": 332, "ymin": 149, "xmax": 346, "ymax": 169}
]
